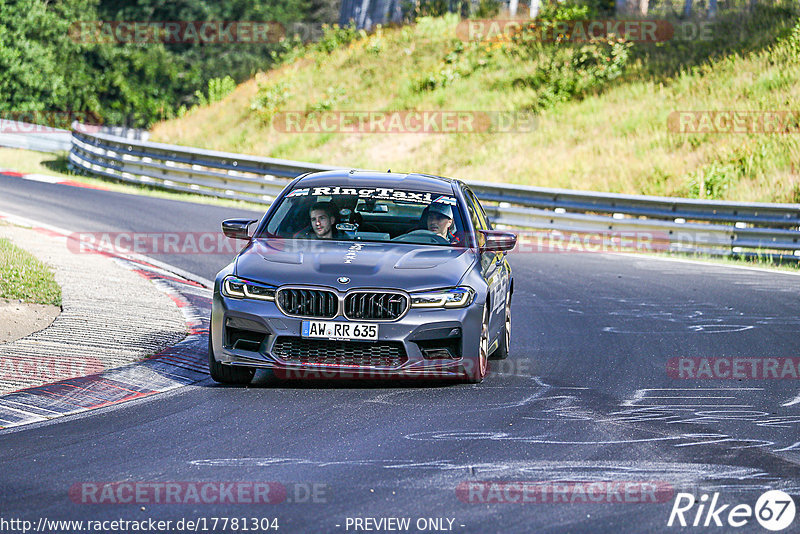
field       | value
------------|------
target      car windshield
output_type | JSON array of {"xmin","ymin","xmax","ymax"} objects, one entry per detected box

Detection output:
[{"xmin": 257, "ymin": 185, "xmax": 468, "ymax": 247}]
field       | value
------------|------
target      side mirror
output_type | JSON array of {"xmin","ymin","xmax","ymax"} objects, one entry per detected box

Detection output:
[
  {"xmin": 222, "ymin": 219, "xmax": 257, "ymax": 240},
  {"xmin": 478, "ymin": 230, "xmax": 517, "ymax": 253}
]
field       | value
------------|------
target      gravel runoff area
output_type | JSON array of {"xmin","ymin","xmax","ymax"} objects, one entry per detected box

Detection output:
[{"xmin": 0, "ymin": 223, "xmax": 187, "ymax": 394}]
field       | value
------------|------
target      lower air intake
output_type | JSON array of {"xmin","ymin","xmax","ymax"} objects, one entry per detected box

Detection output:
[{"xmin": 272, "ymin": 337, "xmax": 407, "ymax": 368}]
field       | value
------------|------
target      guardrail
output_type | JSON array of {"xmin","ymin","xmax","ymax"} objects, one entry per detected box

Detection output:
[
  {"xmin": 0, "ymin": 121, "xmax": 72, "ymax": 152},
  {"xmin": 0, "ymin": 123, "xmax": 151, "ymax": 154},
  {"xmin": 68, "ymin": 125, "xmax": 800, "ymax": 259}
]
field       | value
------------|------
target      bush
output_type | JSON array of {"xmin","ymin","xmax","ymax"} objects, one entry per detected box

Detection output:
[
  {"xmin": 532, "ymin": 38, "xmax": 633, "ymax": 110},
  {"xmin": 411, "ymin": 16, "xmax": 633, "ymax": 108},
  {"xmin": 538, "ymin": 0, "xmax": 598, "ymax": 21},
  {"xmin": 473, "ymin": 0, "xmax": 501, "ymax": 18},
  {"xmin": 404, "ymin": 0, "xmax": 455, "ymax": 19},
  {"xmin": 685, "ymin": 163, "xmax": 736, "ymax": 199},
  {"xmin": 306, "ymin": 86, "xmax": 350, "ymax": 115},
  {"xmin": 195, "ymin": 77, "xmax": 237, "ymax": 107},
  {"xmin": 780, "ymin": 18, "xmax": 800, "ymax": 59},
  {"xmin": 250, "ymin": 81, "xmax": 293, "ymax": 120},
  {"xmin": 314, "ymin": 23, "xmax": 364, "ymax": 54}
]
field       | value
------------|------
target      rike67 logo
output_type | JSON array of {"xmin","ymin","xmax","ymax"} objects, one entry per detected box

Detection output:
[{"xmin": 668, "ymin": 491, "xmax": 796, "ymax": 530}]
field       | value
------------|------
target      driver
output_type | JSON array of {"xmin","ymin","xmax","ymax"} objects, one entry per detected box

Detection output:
[
  {"xmin": 307, "ymin": 201, "xmax": 339, "ymax": 239},
  {"xmin": 424, "ymin": 203, "xmax": 455, "ymax": 239}
]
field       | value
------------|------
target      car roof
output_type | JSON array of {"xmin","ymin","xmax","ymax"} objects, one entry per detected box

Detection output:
[{"xmin": 295, "ymin": 170, "xmax": 458, "ymax": 195}]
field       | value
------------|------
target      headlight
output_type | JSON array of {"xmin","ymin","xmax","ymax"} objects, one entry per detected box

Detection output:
[
  {"xmin": 222, "ymin": 276, "xmax": 276, "ymax": 301},
  {"xmin": 410, "ymin": 287, "xmax": 475, "ymax": 308}
]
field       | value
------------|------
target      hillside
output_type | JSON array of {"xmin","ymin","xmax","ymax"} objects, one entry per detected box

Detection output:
[{"xmin": 151, "ymin": 5, "xmax": 800, "ymax": 202}]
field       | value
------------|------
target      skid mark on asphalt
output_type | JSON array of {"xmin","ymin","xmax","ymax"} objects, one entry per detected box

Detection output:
[
  {"xmin": 188, "ymin": 457, "xmax": 792, "ymax": 495},
  {"xmin": 389, "ymin": 388, "xmax": 800, "ymax": 494},
  {"xmin": 0, "ymin": 260, "xmax": 212, "ymax": 430},
  {"xmin": 363, "ymin": 375, "xmax": 554, "ymax": 412},
  {"xmin": 578, "ymin": 387, "xmax": 796, "ymax": 451},
  {"xmin": 619, "ymin": 387, "xmax": 761, "ymax": 408},
  {"xmin": 782, "ymin": 392, "xmax": 800, "ymax": 407},
  {"xmin": 190, "ymin": 457, "xmax": 766, "ymax": 480},
  {"xmin": 361, "ymin": 377, "xmax": 800, "ymax": 453},
  {"xmin": 546, "ymin": 296, "xmax": 800, "ymax": 334},
  {"xmin": 183, "ymin": 375, "xmax": 800, "ymax": 494},
  {"xmin": 615, "ymin": 388, "xmax": 800, "ymax": 430},
  {"xmin": 187, "ymin": 378, "xmax": 800, "ymax": 494},
  {"xmin": 406, "ymin": 430, "xmax": 682, "ymax": 446},
  {"xmin": 379, "ymin": 381, "xmax": 800, "ymax": 460},
  {"xmin": 603, "ymin": 324, "xmax": 755, "ymax": 333}
]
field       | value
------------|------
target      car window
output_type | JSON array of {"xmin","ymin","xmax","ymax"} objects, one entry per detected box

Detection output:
[
  {"xmin": 463, "ymin": 188, "xmax": 490, "ymax": 231},
  {"xmin": 259, "ymin": 185, "xmax": 468, "ymax": 247},
  {"xmin": 473, "ymin": 192, "xmax": 493, "ymax": 230}
]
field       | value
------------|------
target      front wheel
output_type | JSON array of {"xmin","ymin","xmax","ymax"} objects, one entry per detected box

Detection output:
[
  {"xmin": 208, "ymin": 332, "xmax": 255, "ymax": 385},
  {"xmin": 466, "ymin": 303, "xmax": 490, "ymax": 383}
]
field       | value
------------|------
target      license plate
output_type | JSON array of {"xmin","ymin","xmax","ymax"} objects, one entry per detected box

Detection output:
[{"xmin": 301, "ymin": 321, "xmax": 378, "ymax": 341}]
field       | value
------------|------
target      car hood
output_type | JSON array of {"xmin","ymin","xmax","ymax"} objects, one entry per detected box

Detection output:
[{"xmin": 235, "ymin": 238, "xmax": 475, "ymax": 292}]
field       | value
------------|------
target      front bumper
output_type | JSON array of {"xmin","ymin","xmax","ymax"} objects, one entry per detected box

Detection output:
[{"xmin": 210, "ymin": 289, "xmax": 484, "ymax": 380}]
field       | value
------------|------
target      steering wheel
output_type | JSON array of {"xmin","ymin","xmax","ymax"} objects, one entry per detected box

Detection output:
[{"xmin": 391, "ymin": 229, "xmax": 450, "ymax": 245}]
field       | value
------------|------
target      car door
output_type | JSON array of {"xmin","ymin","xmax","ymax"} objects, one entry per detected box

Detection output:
[{"xmin": 462, "ymin": 186, "xmax": 509, "ymax": 346}]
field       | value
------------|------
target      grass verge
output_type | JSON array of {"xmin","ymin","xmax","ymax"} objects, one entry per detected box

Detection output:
[
  {"xmin": 0, "ymin": 236, "xmax": 62, "ymax": 306},
  {"xmin": 642, "ymin": 250, "xmax": 800, "ymax": 273}
]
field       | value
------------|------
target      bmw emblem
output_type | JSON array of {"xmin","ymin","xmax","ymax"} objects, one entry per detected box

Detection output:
[{"xmin": 337, "ymin": 277, "xmax": 350, "ymax": 284}]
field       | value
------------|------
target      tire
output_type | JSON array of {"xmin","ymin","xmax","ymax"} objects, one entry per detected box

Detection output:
[
  {"xmin": 208, "ymin": 332, "xmax": 255, "ymax": 385},
  {"xmin": 466, "ymin": 303, "xmax": 490, "ymax": 383},
  {"xmin": 491, "ymin": 290, "xmax": 511, "ymax": 360}
]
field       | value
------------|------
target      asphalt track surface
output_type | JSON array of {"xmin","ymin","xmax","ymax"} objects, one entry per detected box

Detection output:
[{"xmin": 1, "ymin": 174, "xmax": 800, "ymax": 533}]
